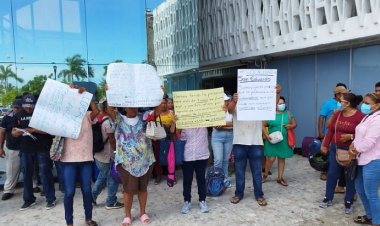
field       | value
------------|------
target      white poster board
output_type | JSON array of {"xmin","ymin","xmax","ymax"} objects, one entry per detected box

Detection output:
[
  {"xmin": 106, "ymin": 63, "xmax": 163, "ymax": 107},
  {"xmin": 237, "ymin": 69, "xmax": 277, "ymax": 121},
  {"xmin": 29, "ymin": 79, "xmax": 93, "ymax": 139}
]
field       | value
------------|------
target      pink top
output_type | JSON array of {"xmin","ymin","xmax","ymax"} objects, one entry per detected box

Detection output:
[
  {"xmin": 353, "ymin": 111, "xmax": 380, "ymax": 165},
  {"xmin": 181, "ymin": 128, "xmax": 209, "ymax": 161},
  {"xmin": 61, "ymin": 112, "xmax": 94, "ymax": 162}
]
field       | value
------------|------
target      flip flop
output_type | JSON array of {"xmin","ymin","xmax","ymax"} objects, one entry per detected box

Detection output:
[
  {"xmin": 353, "ymin": 215, "xmax": 372, "ymax": 225},
  {"xmin": 140, "ymin": 214, "xmax": 151, "ymax": 225},
  {"xmin": 230, "ymin": 196, "xmax": 241, "ymax": 204},
  {"xmin": 277, "ymin": 178, "xmax": 288, "ymax": 187},
  {"xmin": 121, "ymin": 217, "xmax": 132, "ymax": 226},
  {"xmin": 257, "ymin": 197, "xmax": 267, "ymax": 206}
]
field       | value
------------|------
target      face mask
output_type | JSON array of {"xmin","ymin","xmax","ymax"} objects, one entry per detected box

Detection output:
[
  {"xmin": 336, "ymin": 102, "xmax": 342, "ymax": 110},
  {"xmin": 360, "ymin": 103, "xmax": 371, "ymax": 115},
  {"xmin": 277, "ymin": 104, "xmax": 286, "ymax": 112}
]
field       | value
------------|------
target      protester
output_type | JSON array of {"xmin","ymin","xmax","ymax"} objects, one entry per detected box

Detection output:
[
  {"xmin": 105, "ymin": 105, "xmax": 155, "ymax": 226},
  {"xmin": 60, "ymin": 86, "xmax": 100, "ymax": 226},
  {"xmin": 319, "ymin": 93, "xmax": 365, "ymax": 214},
  {"xmin": 211, "ymin": 93, "xmax": 233, "ymax": 188},
  {"xmin": 375, "ymin": 82, "xmax": 380, "ymax": 95},
  {"xmin": 169, "ymin": 116, "xmax": 210, "ymax": 214},
  {"xmin": 318, "ymin": 84, "xmax": 348, "ymax": 182},
  {"xmin": 350, "ymin": 92, "xmax": 380, "ymax": 225},
  {"xmin": 0, "ymin": 98, "xmax": 22, "ymax": 200},
  {"xmin": 167, "ymin": 98, "xmax": 174, "ymax": 112},
  {"xmin": 12, "ymin": 95, "xmax": 56, "ymax": 210},
  {"xmin": 228, "ymin": 93, "xmax": 267, "ymax": 206},
  {"xmin": 147, "ymin": 97, "xmax": 174, "ymax": 185},
  {"xmin": 92, "ymin": 101, "xmax": 123, "ymax": 210},
  {"xmin": 263, "ymin": 96, "xmax": 297, "ymax": 186}
]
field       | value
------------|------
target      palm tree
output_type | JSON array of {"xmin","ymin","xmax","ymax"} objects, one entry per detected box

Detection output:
[
  {"xmin": 103, "ymin": 59, "xmax": 123, "ymax": 76},
  {"xmin": 0, "ymin": 64, "xmax": 24, "ymax": 90},
  {"xmin": 58, "ymin": 54, "xmax": 93, "ymax": 82}
]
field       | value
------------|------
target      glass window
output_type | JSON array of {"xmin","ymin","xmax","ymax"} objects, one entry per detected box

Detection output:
[
  {"xmin": 0, "ymin": 0, "xmax": 15, "ymax": 63},
  {"xmin": 12, "ymin": 0, "xmax": 87, "ymax": 64}
]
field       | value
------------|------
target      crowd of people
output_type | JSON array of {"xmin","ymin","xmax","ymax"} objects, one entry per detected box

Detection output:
[{"xmin": 0, "ymin": 81, "xmax": 379, "ymax": 226}]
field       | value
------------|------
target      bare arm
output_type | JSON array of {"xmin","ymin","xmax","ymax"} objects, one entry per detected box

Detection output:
[
  {"xmin": 89, "ymin": 101, "xmax": 100, "ymax": 121},
  {"xmin": 0, "ymin": 129, "xmax": 6, "ymax": 158},
  {"xmin": 227, "ymin": 93, "xmax": 238, "ymax": 114},
  {"xmin": 12, "ymin": 128, "xmax": 23, "ymax": 137},
  {"xmin": 318, "ymin": 115, "xmax": 325, "ymax": 139},
  {"xmin": 262, "ymin": 121, "xmax": 270, "ymax": 140},
  {"xmin": 107, "ymin": 133, "xmax": 116, "ymax": 150}
]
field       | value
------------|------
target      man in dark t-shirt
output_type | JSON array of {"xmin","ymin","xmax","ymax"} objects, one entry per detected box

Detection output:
[
  {"xmin": 12, "ymin": 95, "xmax": 56, "ymax": 210},
  {"xmin": 0, "ymin": 99, "xmax": 22, "ymax": 200}
]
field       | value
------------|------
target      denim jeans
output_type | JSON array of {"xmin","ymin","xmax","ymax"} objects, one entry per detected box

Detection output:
[
  {"xmin": 233, "ymin": 144, "xmax": 264, "ymax": 200},
  {"xmin": 54, "ymin": 161, "xmax": 64, "ymax": 188},
  {"xmin": 211, "ymin": 129, "xmax": 233, "ymax": 178},
  {"xmin": 20, "ymin": 151, "xmax": 56, "ymax": 203},
  {"xmin": 61, "ymin": 161, "xmax": 93, "ymax": 225},
  {"xmin": 92, "ymin": 160, "xmax": 119, "ymax": 206},
  {"xmin": 355, "ymin": 160, "xmax": 380, "ymax": 224},
  {"xmin": 325, "ymin": 144, "xmax": 355, "ymax": 204},
  {"xmin": 182, "ymin": 159, "xmax": 208, "ymax": 202}
]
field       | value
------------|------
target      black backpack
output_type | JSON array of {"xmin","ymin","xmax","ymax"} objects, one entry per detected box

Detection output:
[{"xmin": 92, "ymin": 117, "xmax": 109, "ymax": 154}]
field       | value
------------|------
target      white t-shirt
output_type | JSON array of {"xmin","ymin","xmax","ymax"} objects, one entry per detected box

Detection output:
[{"xmin": 232, "ymin": 112, "xmax": 263, "ymax": 145}]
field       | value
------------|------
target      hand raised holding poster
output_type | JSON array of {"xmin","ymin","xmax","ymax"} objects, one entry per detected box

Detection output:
[
  {"xmin": 237, "ymin": 69, "xmax": 277, "ymax": 121},
  {"xmin": 29, "ymin": 79, "xmax": 93, "ymax": 139},
  {"xmin": 173, "ymin": 88, "xmax": 226, "ymax": 129},
  {"xmin": 106, "ymin": 63, "xmax": 164, "ymax": 107}
]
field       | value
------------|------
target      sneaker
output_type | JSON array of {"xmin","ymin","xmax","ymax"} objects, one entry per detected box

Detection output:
[
  {"xmin": 20, "ymin": 200, "xmax": 36, "ymax": 211},
  {"xmin": 181, "ymin": 201, "xmax": 192, "ymax": 214},
  {"xmin": 345, "ymin": 201, "xmax": 353, "ymax": 214},
  {"xmin": 319, "ymin": 198, "xmax": 332, "ymax": 208},
  {"xmin": 105, "ymin": 201, "xmax": 124, "ymax": 210},
  {"xmin": 199, "ymin": 201, "xmax": 209, "ymax": 213},
  {"xmin": 224, "ymin": 179, "xmax": 232, "ymax": 188},
  {"xmin": 2, "ymin": 193, "xmax": 14, "ymax": 200},
  {"xmin": 46, "ymin": 201, "xmax": 56, "ymax": 210}
]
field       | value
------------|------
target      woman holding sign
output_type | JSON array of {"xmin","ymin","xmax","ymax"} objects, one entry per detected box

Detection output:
[
  {"xmin": 262, "ymin": 97, "xmax": 297, "ymax": 187},
  {"xmin": 105, "ymin": 105, "xmax": 155, "ymax": 226}
]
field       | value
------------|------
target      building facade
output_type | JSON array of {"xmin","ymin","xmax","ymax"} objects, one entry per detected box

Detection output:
[
  {"xmin": 155, "ymin": 0, "xmax": 380, "ymax": 145},
  {"xmin": 153, "ymin": 0, "xmax": 201, "ymax": 94}
]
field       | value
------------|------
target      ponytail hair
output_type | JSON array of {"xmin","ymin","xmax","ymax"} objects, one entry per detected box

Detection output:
[{"xmin": 342, "ymin": 93, "xmax": 362, "ymax": 108}]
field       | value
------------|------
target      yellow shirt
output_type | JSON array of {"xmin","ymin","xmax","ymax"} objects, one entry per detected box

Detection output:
[{"xmin": 156, "ymin": 111, "xmax": 174, "ymax": 126}]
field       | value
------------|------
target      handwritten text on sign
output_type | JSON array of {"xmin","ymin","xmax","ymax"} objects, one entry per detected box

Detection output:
[
  {"xmin": 29, "ymin": 79, "xmax": 93, "ymax": 139},
  {"xmin": 237, "ymin": 69, "xmax": 277, "ymax": 121},
  {"xmin": 106, "ymin": 63, "xmax": 163, "ymax": 107},
  {"xmin": 173, "ymin": 88, "xmax": 225, "ymax": 129}
]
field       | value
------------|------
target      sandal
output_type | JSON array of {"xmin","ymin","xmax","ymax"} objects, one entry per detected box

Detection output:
[
  {"xmin": 353, "ymin": 215, "xmax": 372, "ymax": 225},
  {"xmin": 262, "ymin": 174, "xmax": 268, "ymax": 183},
  {"xmin": 140, "ymin": 213, "xmax": 151, "ymax": 225},
  {"xmin": 121, "ymin": 217, "xmax": 132, "ymax": 226},
  {"xmin": 257, "ymin": 197, "xmax": 267, "ymax": 206},
  {"xmin": 277, "ymin": 178, "xmax": 288, "ymax": 187},
  {"xmin": 230, "ymin": 196, "xmax": 241, "ymax": 204},
  {"xmin": 154, "ymin": 177, "xmax": 162, "ymax": 185},
  {"xmin": 85, "ymin": 220, "xmax": 98, "ymax": 226}
]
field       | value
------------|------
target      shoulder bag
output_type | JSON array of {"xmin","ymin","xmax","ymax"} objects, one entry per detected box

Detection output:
[
  {"xmin": 50, "ymin": 136, "xmax": 64, "ymax": 161},
  {"xmin": 287, "ymin": 111, "xmax": 296, "ymax": 148},
  {"xmin": 146, "ymin": 113, "xmax": 167, "ymax": 141},
  {"xmin": 334, "ymin": 112, "xmax": 353, "ymax": 167},
  {"xmin": 268, "ymin": 113, "xmax": 284, "ymax": 144}
]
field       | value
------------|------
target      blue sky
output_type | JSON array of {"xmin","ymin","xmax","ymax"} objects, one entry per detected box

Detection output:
[{"xmin": 1, "ymin": 0, "xmax": 165, "ymax": 85}]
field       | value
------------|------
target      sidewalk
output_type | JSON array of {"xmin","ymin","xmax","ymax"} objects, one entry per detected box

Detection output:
[{"xmin": 0, "ymin": 155, "xmax": 363, "ymax": 226}]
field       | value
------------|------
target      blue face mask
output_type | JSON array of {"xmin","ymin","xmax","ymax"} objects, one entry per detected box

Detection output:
[
  {"xmin": 277, "ymin": 103, "xmax": 286, "ymax": 112},
  {"xmin": 336, "ymin": 102, "xmax": 342, "ymax": 110},
  {"xmin": 360, "ymin": 103, "xmax": 371, "ymax": 114}
]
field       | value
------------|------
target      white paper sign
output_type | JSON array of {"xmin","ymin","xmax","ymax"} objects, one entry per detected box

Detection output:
[
  {"xmin": 106, "ymin": 63, "xmax": 164, "ymax": 107},
  {"xmin": 237, "ymin": 69, "xmax": 277, "ymax": 121},
  {"xmin": 29, "ymin": 79, "xmax": 93, "ymax": 139}
]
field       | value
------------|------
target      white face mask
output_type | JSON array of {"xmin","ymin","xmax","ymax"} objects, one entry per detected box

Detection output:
[{"xmin": 277, "ymin": 103, "xmax": 286, "ymax": 112}]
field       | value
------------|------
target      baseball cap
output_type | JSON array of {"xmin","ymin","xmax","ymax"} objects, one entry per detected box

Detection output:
[
  {"xmin": 12, "ymin": 98, "xmax": 22, "ymax": 108},
  {"xmin": 334, "ymin": 86, "xmax": 348, "ymax": 94},
  {"xmin": 22, "ymin": 95, "xmax": 36, "ymax": 108}
]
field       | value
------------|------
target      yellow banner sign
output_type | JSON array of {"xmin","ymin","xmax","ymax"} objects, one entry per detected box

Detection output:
[{"xmin": 173, "ymin": 88, "xmax": 226, "ymax": 129}]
